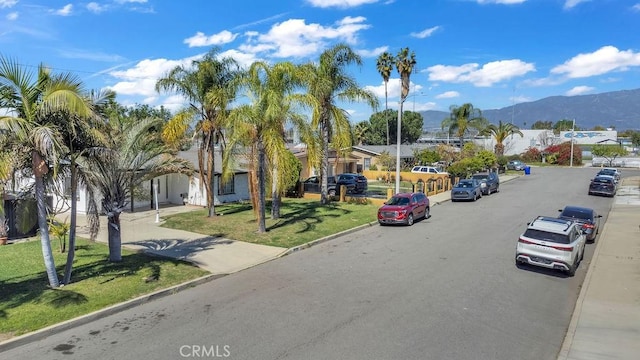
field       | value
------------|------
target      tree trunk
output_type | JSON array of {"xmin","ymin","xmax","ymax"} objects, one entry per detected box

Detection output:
[
  {"xmin": 33, "ymin": 152, "xmax": 59, "ymax": 288},
  {"xmin": 206, "ymin": 134, "xmax": 216, "ymax": 217},
  {"xmin": 320, "ymin": 117, "xmax": 330, "ymax": 205},
  {"xmin": 107, "ymin": 211, "xmax": 122, "ymax": 262},
  {"xmin": 384, "ymin": 81, "xmax": 389, "ymax": 146},
  {"xmin": 256, "ymin": 139, "xmax": 266, "ymax": 233},
  {"xmin": 63, "ymin": 163, "xmax": 78, "ymax": 284},
  {"xmin": 271, "ymin": 155, "xmax": 280, "ymax": 220}
]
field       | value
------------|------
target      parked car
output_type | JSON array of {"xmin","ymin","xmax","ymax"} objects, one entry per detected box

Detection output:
[
  {"xmin": 377, "ymin": 192, "xmax": 430, "ymax": 226},
  {"xmin": 336, "ymin": 173, "xmax": 368, "ymax": 194},
  {"xmin": 303, "ymin": 176, "xmax": 337, "ymax": 196},
  {"xmin": 588, "ymin": 175, "xmax": 617, "ymax": 197},
  {"xmin": 515, "ymin": 216, "xmax": 587, "ymax": 276},
  {"xmin": 451, "ymin": 178, "xmax": 482, "ymax": 202},
  {"xmin": 507, "ymin": 160, "xmax": 526, "ymax": 171},
  {"xmin": 471, "ymin": 172, "xmax": 500, "ymax": 195},
  {"xmin": 410, "ymin": 166, "xmax": 448, "ymax": 175},
  {"xmin": 557, "ymin": 206, "xmax": 602, "ymax": 243},
  {"xmin": 596, "ymin": 168, "xmax": 621, "ymax": 183}
]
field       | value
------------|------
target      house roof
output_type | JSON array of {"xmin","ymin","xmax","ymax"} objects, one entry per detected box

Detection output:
[{"xmin": 352, "ymin": 144, "xmax": 437, "ymax": 158}]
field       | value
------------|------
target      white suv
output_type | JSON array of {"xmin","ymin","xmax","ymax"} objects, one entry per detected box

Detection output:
[
  {"xmin": 515, "ymin": 216, "xmax": 586, "ymax": 276},
  {"xmin": 411, "ymin": 166, "xmax": 447, "ymax": 175}
]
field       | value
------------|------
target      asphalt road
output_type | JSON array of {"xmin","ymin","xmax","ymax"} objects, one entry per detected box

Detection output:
[{"xmin": 2, "ymin": 167, "xmax": 615, "ymax": 360}]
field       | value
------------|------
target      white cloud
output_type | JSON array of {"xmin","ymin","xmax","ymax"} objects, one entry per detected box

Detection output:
[
  {"xmin": 253, "ymin": 16, "xmax": 371, "ymax": 58},
  {"xmin": 428, "ymin": 59, "xmax": 535, "ymax": 87},
  {"xmin": 563, "ymin": 0, "xmax": 589, "ymax": 10},
  {"xmin": 477, "ymin": 0, "xmax": 526, "ymax": 4},
  {"xmin": 87, "ymin": 2, "xmax": 107, "ymax": 13},
  {"xmin": 565, "ymin": 86, "xmax": 594, "ymax": 96},
  {"xmin": 0, "ymin": 0, "xmax": 17, "ymax": 9},
  {"xmin": 435, "ymin": 91, "xmax": 460, "ymax": 99},
  {"xmin": 115, "ymin": 0, "xmax": 148, "ymax": 3},
  {"xmin": 551, "ymin": 46, "xmax": 640, "ymax": 78},
  {"xmin": 410, "ymin": 26, "xmax": 440, "ymax": 39},
  {"xmin": 184, "ymin": 30, "xmax": 238, "ymax": 47},
  {"xmin": 633, "ymin": 3, "xmax": 640, "ymax": 11},
  {"xmin": 6, "ymin": 11, "xmax": 17, "ymax": 20},
  {"xmin": 53, "ymin": 4, "xmax": 73, "ymax": 16},
  {"xmin": 306, "ymin": 0, "xmax": 380, "ymax": 8},
  {"xmin": 365, "ymin": 78, "xmax": 422, "ymax": 99},
  {"xmin": 219, "ymin": 49, "xmax": 261, "ymax": 69},
  {"xmin": 511, "ymin": 95, "xmax": 531, "ymax": 103},
  {"xmin": 107, "ymin": 56, "xmax": 200, "ymax": 97},
  {"xmin": 357, "ymin": 46, "xmax": 388, "ymax": 57}
]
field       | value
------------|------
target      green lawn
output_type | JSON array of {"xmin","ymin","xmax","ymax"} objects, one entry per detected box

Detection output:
[
  {"xmin": 0, "ymin": 238, "xmax": 209, "ymax": 339},
  {"xmin": 161, "ymin": 198, "xmax": 379, "ymax": 249}
]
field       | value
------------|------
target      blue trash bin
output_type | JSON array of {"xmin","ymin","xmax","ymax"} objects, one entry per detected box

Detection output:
[{"xmin": 524, "ymin": 166, "xmax": 531, "ymax": 175}]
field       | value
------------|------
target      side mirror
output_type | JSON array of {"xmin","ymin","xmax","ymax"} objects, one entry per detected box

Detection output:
[{"xmin": 596, "ymin": 215, "xmax": 602, "ymax": 218}]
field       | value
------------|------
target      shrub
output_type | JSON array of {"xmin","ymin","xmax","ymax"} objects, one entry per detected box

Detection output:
[
  {"xmin": 545, "ymin": 141, "xmax": 581, "ymax": 166},
  {"xmin": 521, "ymin": 147, "xmax": 541, "ymax": 162},
  {"xmin": 369, "ymin": 164, "xmax": 378, "ymax": 171}
]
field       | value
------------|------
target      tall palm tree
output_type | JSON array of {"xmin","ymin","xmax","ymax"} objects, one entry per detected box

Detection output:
[
  {"xmin": 225, "ymin": 61, "xmax": 308, "ymax": 232},
  {"xmin": 376, "ymin": 52, "xmax": 394, "ymax": 145},
  {"xmin": 394, "ymin": 47, "xmax": 416, "ymax": 193},
  {"xmin": 299, "ymin": 44, "xmax": 378, "ymax": 204},
  {"xmin": 156, "ymin": 48, "xmax": 240, "ymax": 218},
  {"xmin": 83, "ymin": 116, "xmax": 193, "ymax": 261},
  {"xmin": 353, "ymin": 121, "xmax": 369, "ymax": 146},
  {"xmin": 480, "ymin": 120, "xmax": 524, "ymax": 156},
  {"xmin": 441, "ymin": 103, "xmax": 487, "ymax": 147},
  {"xmin": 0, "ymin": 56, "xmax": 95, "ymax": 288}
]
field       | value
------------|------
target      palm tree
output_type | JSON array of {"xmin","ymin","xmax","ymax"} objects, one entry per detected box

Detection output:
[
  {"xmin": 441, "ymin": 103, "xmax": 487, "ymax": 147},
  {"xmin": 480, "ymin": 120, "xmax": 524, "ymax": 156},
  {"xmin": 299, "ymin": 44, "xmax": 379, "ymax": 204},
  {"xmin": 83, "ymin": 116, "xmax": 193, "ymax": 261},
  {"xmin": 225, "ymin": 61, "xmax": 308, "ymax": 232},
  {"xmin": 376, "ymin": 52, "xmax": 394, "ymax": 145},
  {"xmin": 156, "ymin": 48, "xmax": 240, "ymax": 218},
  {"xmin": 0, "ymin": 56, "xmax": 96, "ymax": 288},
  {"xmin": 353, "ymin": 121, "xmax": 369, "ymax": 146},
  {"xmin": 394, "ymin": 47, "xmax": 416, "ymax": 193}
]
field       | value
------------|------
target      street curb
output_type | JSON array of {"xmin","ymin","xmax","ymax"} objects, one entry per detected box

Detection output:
[
  {"xmin": 0, "ymin": 273, "xmax": 226, "ymax": 353},
  {"xmin": 281, "ymin": 221, "xmax": 379, "ymax": 256}
]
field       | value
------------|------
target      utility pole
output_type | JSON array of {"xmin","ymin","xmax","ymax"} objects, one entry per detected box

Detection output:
[{"xmin": 569, "ymin": 119, "xmax": 575, "ymax": 167}]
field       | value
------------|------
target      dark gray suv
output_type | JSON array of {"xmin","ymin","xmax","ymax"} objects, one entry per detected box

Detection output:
[
  {"xmin": 471, "ymin": 172, "xmax": 500, "ymax": 195},
  {"xmin": 336, "ymin": 173, "xmax": 368, "ymax": 194}
]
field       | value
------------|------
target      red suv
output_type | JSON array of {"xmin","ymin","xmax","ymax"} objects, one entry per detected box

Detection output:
[{"xmin": 378, "ymin": 192, "xmax": 430, "ymax": 226}]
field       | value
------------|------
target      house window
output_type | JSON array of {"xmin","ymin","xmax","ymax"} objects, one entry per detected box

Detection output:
[
  {"xmin": 364, "ymin": 158, "xmax": 371, "ymax": 170},
  {"xmin": 218, "ymin": 175, "xmax": 235, "ymax": 195}
]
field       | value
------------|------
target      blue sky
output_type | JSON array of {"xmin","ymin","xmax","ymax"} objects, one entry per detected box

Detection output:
[{"xmin": 2, "ymin": 0, "xmax": 640, "ymax": 125}]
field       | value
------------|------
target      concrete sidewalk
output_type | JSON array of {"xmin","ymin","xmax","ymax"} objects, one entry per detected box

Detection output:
[{"xmin": 557, "ymin": 176, "xmax": 640, "ymax": 360}]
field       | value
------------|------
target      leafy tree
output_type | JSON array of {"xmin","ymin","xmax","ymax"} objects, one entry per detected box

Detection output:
[
  {"xmin": 521, "ymin": 147, "xmax": 542, "ymax": 163},
  {"xmin": 156, "ymin": 48, "xmax": 241, "ymax": 217},
  {"xmin": 83, "ymin": 117, "xmax": 193, "ymax": 262},
  {"xmin": 591, "ymin": 144, "xmax": 627, "ymax": 166},
  {"xmin": 0, "ymin": 56, "xmax": 98, "ymax": 288},
  {"xmin": 531, "ymin": 120, "xmax": 552, "ymax": 130},
  {"xmin": 298, "ymin": 44, "xmax": 378, "ymax": 204},
  {"xmin": 441, "ymin": 103, "xmax": 487, "ymax": 146},
  {"xmin": 480, "ymin": 120, "xmax": 523, "ymax": 156},
  {"xmin": 353, "ymin": 121, "xmax": 370, "ymax": 146},
  {"xmin": 630, "ymin": 131, "xmax": 640, "ymax": 149},
  {"xmin": 376, "ymin": 51, "xmax": 394, "ymax": 145},
  {"xmin": 399, "ymin": 111, "xmax": 424, "ymax": 144},
  {"xmin": 367, "ymin": 109, "xmax": 395, "ymax": 145},
  {"xmin": 225, "ymin": 61, "xmax": 307, "ymax": 232},
  {"xmin": 413, "ymin": 149, "xmax": 440, "ymax": 166},
  {"xmin": 476, "ymin": 149, "xmax": 498, "ymax": 169},
  {"xmin": 447, "ymin": 157, "xmax": 484, "ymax": 179},
  {"xmin": 553, "ymin": 119, "xmax": 576, "ymax": 134}
]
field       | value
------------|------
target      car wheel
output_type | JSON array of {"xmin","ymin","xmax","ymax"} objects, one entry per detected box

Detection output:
[
  {"xmin": 473, "ymin": 193, "xmax": 478, "ymax": 201},
  {"xmin": 378, "ymin": 221, "xmax": 386, "ymax": 226},
  {"xmin": 406, "ymin": 213, "xmax": 414, "ymax": 226},
  {"xmin": 566, "ymin": 258, "xmax": 577, "ymax": 277},
  {"xmin": 424, "ymin": 207, "xmax": 430, "ymax": 219},
  {"xmin": 580, "ymin": 246, "xmax": 585, "ymax": 261},
  {"xmin": 328, "ymin": 189, "xmax": 336, "ymax": 197}
]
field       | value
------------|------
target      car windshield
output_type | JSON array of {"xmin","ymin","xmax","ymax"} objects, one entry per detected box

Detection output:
[
  {"xmin": 387, "ymin": 197, "xmax": 410, "ymax": 206},
  {"xmin": 561, "ymin": 209, "xmax": 591, "ymax": 220},
  {"xmin": 593, "ymin": 177, "xmax": 613, "ymax": 184},
  {"xmin": 472, "ymin": 175, "xmax": 488, "ymax": 180},
  {"xmin": 457, "ymin": 181, "xmax": 473, "ymax": 188},
  {"xmin": 523, "ymin": 229, "xmax": 571, "ymax": 244}
]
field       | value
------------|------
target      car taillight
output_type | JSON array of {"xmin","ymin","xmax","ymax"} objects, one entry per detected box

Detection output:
[
  {"xmin": 551, "ymin": 245, "xmax": 573, "ymax": 252},
  {"xmin": 518, "ymin": 237, "xmax": 535, "ymax": 244},
  {"xmin": 582, "ymin": 223, "xmax": 595, "ymax": 229}
]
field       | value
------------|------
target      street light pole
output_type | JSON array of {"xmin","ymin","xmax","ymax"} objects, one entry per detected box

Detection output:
[
  {"xmin": 395, "ymin": 99, "xmax": 402, "ymax": 194},
  {"xmin": 570, "ymin": 119, "xmax": 575, "ymax": 167}
]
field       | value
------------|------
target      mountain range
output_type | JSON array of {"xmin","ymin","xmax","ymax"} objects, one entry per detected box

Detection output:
[{"xmin": 419, "ymin": 88, "xmax": 640, "ymax": 132}]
